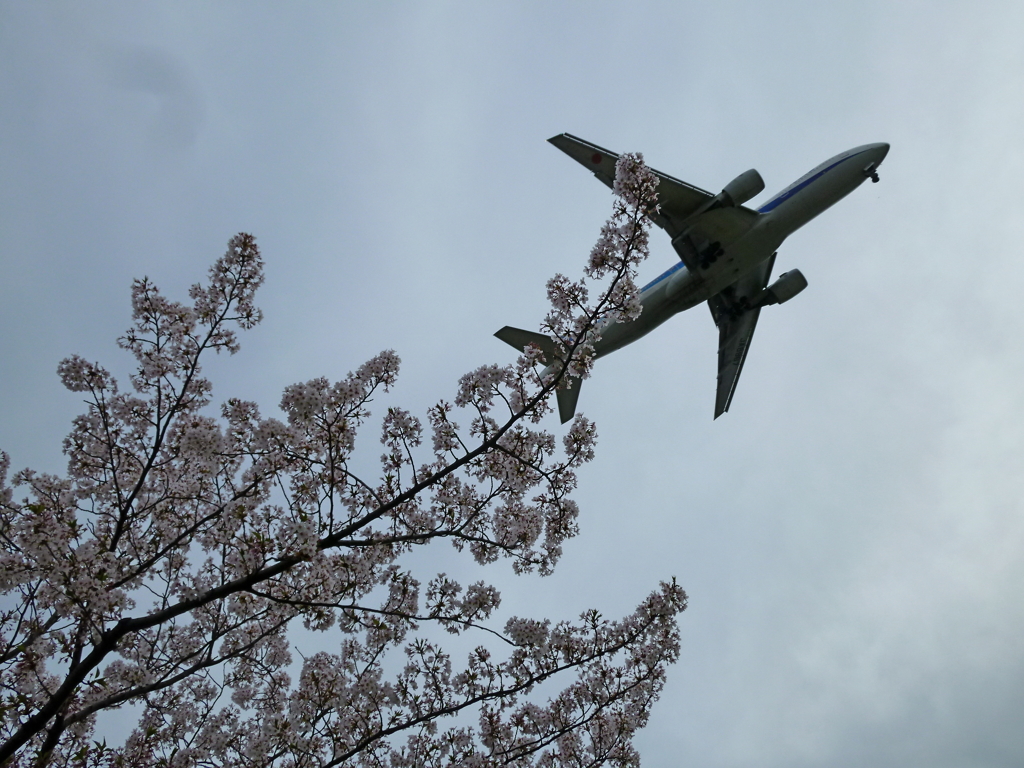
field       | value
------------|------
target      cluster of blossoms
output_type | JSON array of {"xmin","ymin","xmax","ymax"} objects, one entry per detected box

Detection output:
[
  {"xmin": 0, "ymin": 157, "xmax": 685, "ymax": 767},
  {"xmin": 541, "ymin": 153, "xmax": 659, "ymax": 383}
]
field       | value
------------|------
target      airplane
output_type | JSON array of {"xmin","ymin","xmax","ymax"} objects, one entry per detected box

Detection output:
[{"xmin": 496, "ymin": 134, "xmax": 889, "ymax": 423}]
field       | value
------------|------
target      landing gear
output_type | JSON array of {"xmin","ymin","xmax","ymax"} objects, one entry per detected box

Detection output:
[
  {"xmin": 700, "ymin": 242, "xmax": 724, "ymax": 269},
  {"xmin": 728, "ymin": 297, "xmax": 752, "ymax": 320}
]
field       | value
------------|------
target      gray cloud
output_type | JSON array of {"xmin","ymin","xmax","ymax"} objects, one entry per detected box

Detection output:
[
  {"xmin": 1, "ymin": 2, "xmax": 1023, "ymax": 766},
  {"xmin": 103, "ymin": 45, "xmax": 204, "ymax": 150}
]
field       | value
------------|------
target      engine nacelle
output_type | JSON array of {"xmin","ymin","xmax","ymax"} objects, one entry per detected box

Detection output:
[
  {"xmin": 760, "ymin": 269, "xmax": 808, "ymax": 306},
  {"xmin": 719, "ymin": 169, "xmax": 765, "ymax": 207}
]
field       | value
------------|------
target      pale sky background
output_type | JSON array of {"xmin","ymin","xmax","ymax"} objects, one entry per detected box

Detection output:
[{"xmin": 3, "ymin": 2, "xmax": 1024, "ymax": 766}]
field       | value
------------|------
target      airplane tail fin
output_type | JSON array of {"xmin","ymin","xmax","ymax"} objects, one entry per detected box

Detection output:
[{"xmin": 494, "ymin": 326, "xmax": 582, "ymax": 424}]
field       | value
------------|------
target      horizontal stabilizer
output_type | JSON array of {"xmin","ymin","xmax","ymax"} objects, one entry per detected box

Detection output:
[
  {"xmin": 494, "ymin": 326, "xmax": 581, "ymax": 423},
  {"xmin": 556, "ymin": 379, "xmax": 582, "ymax": 424},
  {"xmin": 494, "ymin": 326, "xmax": 560, "ymax": 364}
]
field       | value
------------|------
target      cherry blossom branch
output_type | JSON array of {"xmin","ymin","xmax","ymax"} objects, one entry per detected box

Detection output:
[{"xmin": 0, "ymin": 156, "xmax": 677, "ymax": 768}]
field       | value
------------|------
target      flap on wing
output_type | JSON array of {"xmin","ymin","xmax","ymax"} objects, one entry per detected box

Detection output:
[
  {"xmin": 710, "ymin": 254, "xmax": 777, "ymax": 418},
  {"xmin": 654, "ymin": 173, "xmax": 716, "ymax": 223},
  {"xmin": 714, "ymin": 308, "xmax": 761, "ymax": 418}
]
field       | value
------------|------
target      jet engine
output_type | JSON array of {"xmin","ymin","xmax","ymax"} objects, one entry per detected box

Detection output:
[
  {"xmin": 718, "ymin": 169, "xmax": 765, "ymax": 207},
  {"xmin": 759, "ymin": 269, "xmax": 808, "ymax": 306}
]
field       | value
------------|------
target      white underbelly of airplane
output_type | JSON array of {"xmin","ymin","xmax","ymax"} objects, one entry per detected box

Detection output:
[
  {"xmin": 592, "ymin": 218, "xmax": 785, "ymax": 359},
  {"xmin": 667, "ymin": 220, "xmax": 784, "ymax": 305}
]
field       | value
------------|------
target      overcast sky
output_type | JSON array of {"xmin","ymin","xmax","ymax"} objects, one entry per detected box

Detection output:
[{"xmin": 3, "ymin": 2, "xmax": 1024, "ymax": 766}]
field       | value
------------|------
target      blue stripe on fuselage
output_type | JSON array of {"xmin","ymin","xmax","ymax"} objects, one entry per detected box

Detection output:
[
  {"xmin": 757, "ymin": 147, "xmax": 873, "ymax": 213},
  {"xmin": 640, "ymin": 259, "xmax": 686, "ymax": 294},
  {"xmin": 637, "ymin": 147, "xmax": 874, "ymax": 294}
]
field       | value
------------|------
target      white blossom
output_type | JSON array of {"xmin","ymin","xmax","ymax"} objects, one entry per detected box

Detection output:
[{"xmin": 0, "ymin": 154, "xmax": 682, "ymax": 768}]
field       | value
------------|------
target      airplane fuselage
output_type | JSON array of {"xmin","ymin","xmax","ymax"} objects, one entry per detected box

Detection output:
[{"xmin": 589, "ymin": 142, "xmax": 890, "ymax": 358}]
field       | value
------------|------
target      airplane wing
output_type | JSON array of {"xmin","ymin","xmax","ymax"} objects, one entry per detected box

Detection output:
[
  {"xmin": 548, "ymin": 133, "xmax": 759, "ymax": 272},
  {"xmin": 708, "ymin": 253, "xmax": 777, "ymax": 418},
  {"xmin": 548, "ymin": 133, "xmax": 713, "ymax": 225}
]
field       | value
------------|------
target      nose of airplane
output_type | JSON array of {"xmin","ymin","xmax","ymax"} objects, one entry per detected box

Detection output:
[{"xmin": 875, "ymin": 142, "xmax": 890, "ymax": 163}]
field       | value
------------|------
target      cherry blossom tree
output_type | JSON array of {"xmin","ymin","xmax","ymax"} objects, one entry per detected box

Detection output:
[{"xmin": 0, "ymin": 154, "xmax": 686, "ymax": 767}]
